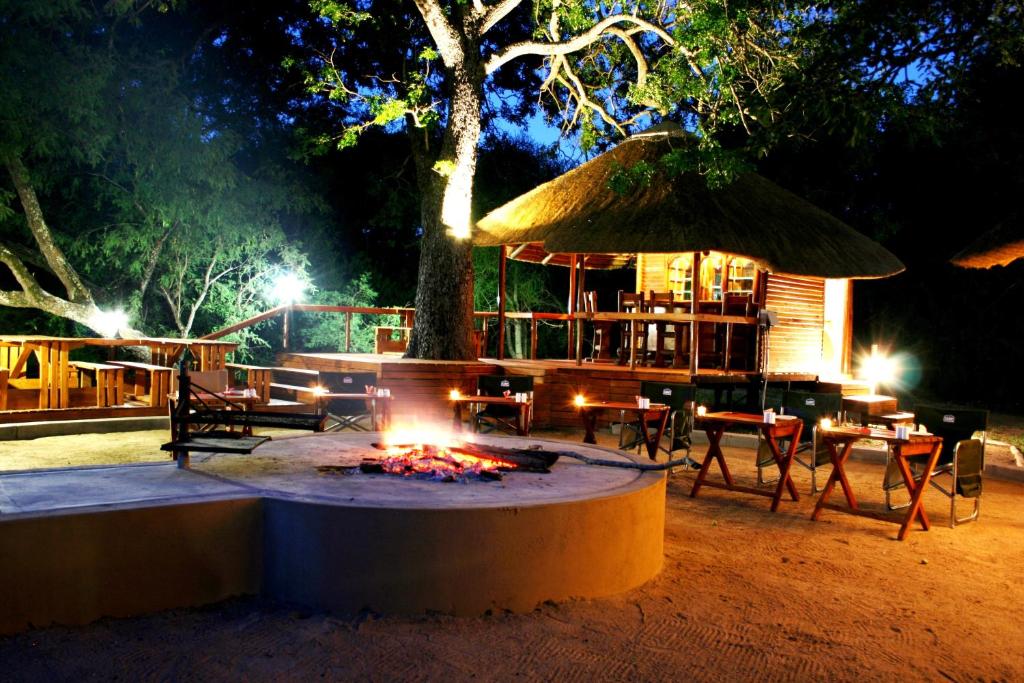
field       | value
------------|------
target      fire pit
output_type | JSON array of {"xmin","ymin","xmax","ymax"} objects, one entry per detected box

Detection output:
[
  {"xmin": 196, "ymin": 430, "xmax": 666, "ymax": 616},
  {"xmin": 0, "ymin": 430, "xmax": 666, "ymax": 631}
]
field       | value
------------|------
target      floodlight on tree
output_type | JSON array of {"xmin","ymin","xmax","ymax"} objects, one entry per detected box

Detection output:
[{"xmin": 89, "ymin": 308, "xmax": 129, "ymax": 338}]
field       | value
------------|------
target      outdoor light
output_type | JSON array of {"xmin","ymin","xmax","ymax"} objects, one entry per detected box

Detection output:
[
  {"xmin": 820, "ymin": 417, "xmax": 833, "ymax": 431},
  {"xmin": 313, "ymin": 385, "xmax": 327, "ymax": 396},
  {"xmin": 89, "ymin": 308, "xmax": 129, "ymax": 338},
  {"xmin": 273, "ymin": 272, "xmax": 306, "ymax": 306},
  {"xmin": 574, "ymin": 394, "xmax": 586, "ymax": 407},
  {"xmin": 449, "ymin": 389, "xmax": 461, "ymax": 400},
  {"xmin": 858, "ymin": 343, "xmax": 899, "ymax": 394},
  {"xmin": 696, "ymin": 405, "xmax": 707, "ymax": 417}
]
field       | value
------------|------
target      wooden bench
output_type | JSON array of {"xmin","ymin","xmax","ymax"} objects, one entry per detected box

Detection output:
[
  {"xmin": 374, "ymin": 326, "xmax": 411, "ymax": 354},
  {"xmin": 68, "ymin": 361, "xmax": 125, "ymax": 407},
  {"xmin": 162, "ymin": 369, "xmax": 327, "ymax": 468},
  {"xmin": 108, "ymin": 360, "xmax": 174, "ymax": 407}
]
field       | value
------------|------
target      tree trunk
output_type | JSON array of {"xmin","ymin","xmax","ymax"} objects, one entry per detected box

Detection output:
[{"xmin": 404, "ymin": 58, "xmax": 482, "ymax": 360}]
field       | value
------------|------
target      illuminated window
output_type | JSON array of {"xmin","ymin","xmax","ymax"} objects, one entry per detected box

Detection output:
[
  {"xmin": 727, "ymin": 257, "xmax": 757, "ymax": 295},
  {"xmin": 700, "ymin": 253, "xmax": 725, "ymax": 301},
  {"xmin": 667, "ymin": 254, "xmax": 694, "ymax": 301}
]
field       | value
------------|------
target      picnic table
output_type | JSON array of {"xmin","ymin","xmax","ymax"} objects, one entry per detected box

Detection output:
[
  {"xmin": 576, "ymin": 400, "xmax": 669, "ymax": 460},
  {"xmin": 811, "ymin": 425, "xmax": 943, "ymax": 540},
  {"xmin": 0, "ymin": 335, "xmax": 237, "ymax": 409},
  {"xmin": 451, "ymin": 394, "xmax": 533, "ymax": 436},
  {"xmin": 691, "ymin": 411, "xmax": 804, "ymax": 511}
]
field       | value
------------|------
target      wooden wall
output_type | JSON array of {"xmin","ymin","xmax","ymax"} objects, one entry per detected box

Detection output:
[
  {"xmin": 634, "ymin": 254, "xmax": 840, "ymax": 376},
  {"xmin": 635, "ymin": 253, "xmax": 669, "ymax": 293},
  {"xmin": 763, "ymin": 274, "xmax": 825, "ymax": 374}
]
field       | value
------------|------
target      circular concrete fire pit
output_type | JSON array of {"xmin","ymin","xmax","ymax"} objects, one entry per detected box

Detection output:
[
  {"xmin": 198, "ymin": 432, "xmax": 666, "ymax": 616},
  {"xmin": 0, "ymin": 432, "xmax": 666, "ymax": 632}
]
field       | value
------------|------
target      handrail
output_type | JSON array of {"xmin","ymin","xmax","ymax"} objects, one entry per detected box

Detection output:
[{"xmin": 200, "ymin": 303, "xmax": 759, "ymax": 366}]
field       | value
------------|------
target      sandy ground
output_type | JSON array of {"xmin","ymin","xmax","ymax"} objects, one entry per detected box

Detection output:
[{"xmin": 1, "ymin": 427, "xmax": 1023, "ymax": 681}]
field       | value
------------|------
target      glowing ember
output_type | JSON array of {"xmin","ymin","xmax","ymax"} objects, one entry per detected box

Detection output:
[{"xmin": 377, "ymin": 443, "xmax": 511, "ymax": 482}]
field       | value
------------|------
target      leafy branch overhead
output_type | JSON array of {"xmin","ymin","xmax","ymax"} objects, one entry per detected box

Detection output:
[{"xmin": 301, "ymin": 1, "xmax": 803, "ymax": 175}]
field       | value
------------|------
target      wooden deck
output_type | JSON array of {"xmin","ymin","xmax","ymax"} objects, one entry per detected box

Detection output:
[{"xmin": 276, "ymin": 353, "xmax": 814, "ymax": 429}]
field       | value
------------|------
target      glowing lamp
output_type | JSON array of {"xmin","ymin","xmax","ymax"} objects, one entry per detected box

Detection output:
[
  {"xmin": 696, "ymin": 405, "xmax": 707, "ymax": 417},
  {"xmin": 449, "ymin": 389, "xmax": 462, "ymax": 401},
  {"xmin": 574, "ymin": 394, "xmax": 586, "ymax": 407},
  {"xmin": 273, "ymin": 272, "xmax": 306, "ymax": 305},
  {"xmin": 819, "ymin": 417, "xmax": 833, "ymax": 431},
  {"xmin": 89, "ymin": 308, "xmax": 129, "ymax": 338},
  {"xmin": 858, "ymin": 343, "xmax": 899, "ymax": 394},
  {"xmin": 313, "ymin": 385, "xmax": 327, "ymax": 396}
]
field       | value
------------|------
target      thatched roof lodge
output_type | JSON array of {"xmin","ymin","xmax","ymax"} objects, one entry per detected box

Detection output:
[
  {"xmin": 475, "ymin": 125, "xmax": 904, "ymax": 378},
  {"xmin": 951, "ymin": 222, "xmax": 1024, "ymax": 268}
]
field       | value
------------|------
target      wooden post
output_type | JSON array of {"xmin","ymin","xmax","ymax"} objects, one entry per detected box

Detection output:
[
  {"xmin": 345, "ymin": 312, "xmax": 352, "ymax": 352},
  {"xmin": 567, "ymin": 253, "xmax": 578, "ymax": 359},
  {"xmin": 497, "ymin": 244, "xmax": 508, "ymax": 360},
  {"xmin": 282, "ymin": 306, "xmax": 291, "ymax": 351},
  {"xmin": 530, "ymin": 317, "xmax": 539, "ymax": 360},
  {"xmin": 575, "ymin": 255, "xmax": 585, "ymax": 366}
]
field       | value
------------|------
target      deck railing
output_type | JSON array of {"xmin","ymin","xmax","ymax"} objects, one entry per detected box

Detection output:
[{"xmin": 203, "ymin": 305, "xmax": 760, "ymax": 372}]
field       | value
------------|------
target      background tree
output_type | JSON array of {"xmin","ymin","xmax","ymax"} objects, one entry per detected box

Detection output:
[{"xmin": 0, "ymin": 0, "xmax": 339, "ymax": 346}]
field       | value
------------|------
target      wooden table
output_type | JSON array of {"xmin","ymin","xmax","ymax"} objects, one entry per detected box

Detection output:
[
  {"xmin": 451, "ymin": 395, "xmax": 532, "ymax": 436},
  {"xmin": 691, "ymin": 411, "xmax": 804, "ymax": 511},
  {"xmin": 811, "ymin": 426, "xmax": 942, "ymax": 540},
  {"xmin": 576, "ymin": 401, "xmax": 669, "ymax": 460},
  {"xmin": 316, "ymin": 392, "xmax": 393, "ymax": 432}
]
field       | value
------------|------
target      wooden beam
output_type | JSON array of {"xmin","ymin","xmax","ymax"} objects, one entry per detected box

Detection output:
[
  {"xmin": 497, "ymin": 244, "xmax": 507, "ymax": 360},
  {"xmin": 567, "ymin": 252, "xmax": 578, "ymax": 358}
]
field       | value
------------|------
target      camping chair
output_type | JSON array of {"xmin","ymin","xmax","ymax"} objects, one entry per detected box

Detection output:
[
  {"xmin": 620, "ymin": 381, "xmax": 698, "ymax": 467},
  {"xmin": 319, "ymin": 371, "xmax": 379, "ymax": 432},
  {"xmin": 884, "ymin": 404, "xmax": 988, "ymax": 527},
  {"xmin": 756, "ymin": 390, "xmax": 842, "ymax": 492},
  {"xmin": 583, "ymin": 290, "xmax": 614, "ymax": 361},
  {"xmin": 475, "ymin": 375, "xmax": 534, "ymax": 435}
]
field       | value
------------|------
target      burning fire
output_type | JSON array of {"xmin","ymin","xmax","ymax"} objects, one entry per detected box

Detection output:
[{"xmin": 373, "ymin": 424, "xmax": 513, "ymax": 482}]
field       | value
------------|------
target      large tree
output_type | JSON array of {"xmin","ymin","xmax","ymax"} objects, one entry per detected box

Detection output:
[{"xmin": 307, "ymin": 1, "xmax": 806, "ymax": 359}]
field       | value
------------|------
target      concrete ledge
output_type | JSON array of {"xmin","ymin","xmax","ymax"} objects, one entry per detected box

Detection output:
[
  {"xmin": 0, "ymin": 416, "xmax": 170, "ymax": 441},
  {"xmin": 263, "ymin": 477, "xmax": 665, "ymax": 616},
  {"xmin": 0, "ymin": 498, "xmax": 262, "ymax": 635}
]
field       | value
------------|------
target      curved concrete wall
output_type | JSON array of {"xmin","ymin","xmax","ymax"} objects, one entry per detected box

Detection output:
[
  {"xmin": 0, "ymin": 475, "xmax": 665, "ymax": 634},
  {"xmin": 262, "ymin": 477, "xmax": 666, "ymax": 616}
]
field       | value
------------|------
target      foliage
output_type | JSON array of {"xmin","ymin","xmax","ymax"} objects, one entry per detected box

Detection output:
[
  {"xmin": 0, "ymin": 0, "xmax": 362, "ymax": 345},
  {"xmin": 297, "ymin": 273, "xmax": 396, "ymax": 353}
]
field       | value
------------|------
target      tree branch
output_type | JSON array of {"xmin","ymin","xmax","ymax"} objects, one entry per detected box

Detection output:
[
  {"xmin": 4, "ymin": 155, "xmax": 94, "ymax": 304},
  {"xmin": 478, "ymin": 0, "xmax": 523, "ymax": 35},
  {"xmin": 412, "ymin": 0, "xmax": 464, "ymax": 68},
  {"xmin": 485, "ymin": 14, "xmax": 675, "ymax": 75}
]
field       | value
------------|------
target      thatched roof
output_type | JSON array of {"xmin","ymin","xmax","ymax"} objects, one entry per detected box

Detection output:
[
  {"xmin": 475, "ymin": 126, "xmax": 904, "ymax": 279},
  {"xmin": 951, "ymin": 223, "xmax": 1024, "ymax": 269}
]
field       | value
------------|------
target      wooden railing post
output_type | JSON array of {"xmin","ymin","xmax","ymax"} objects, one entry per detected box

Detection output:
[{"xmin": 345, "ymin": 312, "xmax": 352, "ymax": 352}]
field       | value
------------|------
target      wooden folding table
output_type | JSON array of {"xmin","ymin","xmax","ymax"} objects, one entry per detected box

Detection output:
[
  {"xmin": 811, "ymin": 426, "xmax": 942, "ymax": 540},
  {"xmin": 576, "ymin": 401, "xmax": 668, "ymax": 460},
  {"xmin": 451, "ymin": 395, "xmax": 532, "ymax": 436},
  {"xmin": 691, "ymin": 411, "xmax": 803, "ymax": 511}
]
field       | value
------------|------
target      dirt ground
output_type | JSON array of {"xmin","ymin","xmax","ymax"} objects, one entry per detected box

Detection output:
[{"xmin": 1, "ymin": 426, "xmax": 1023, "ymax": 682}]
